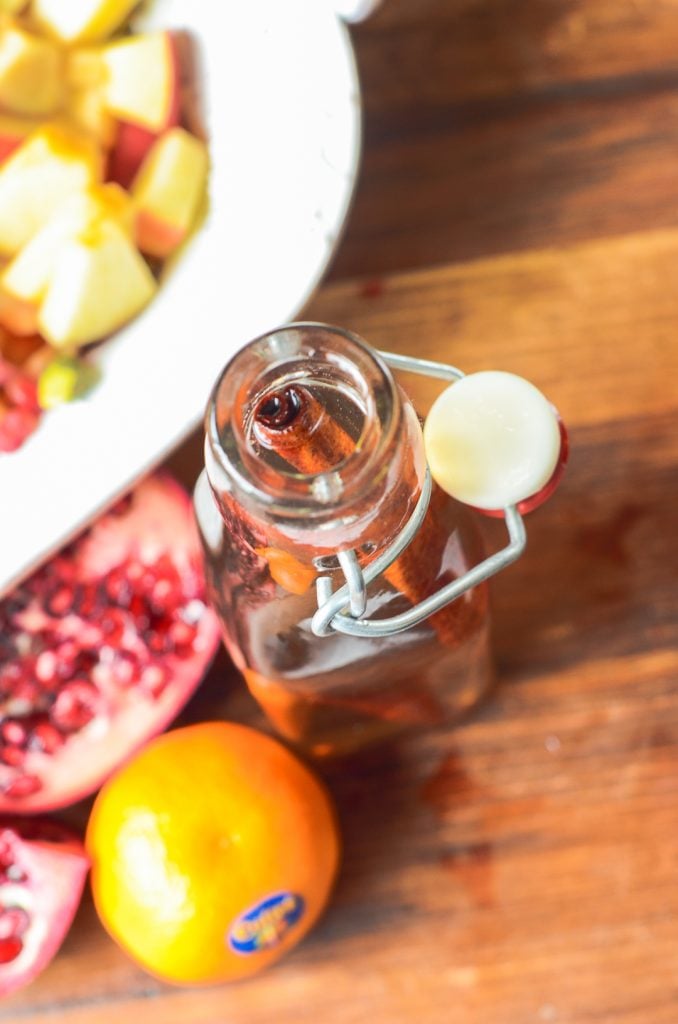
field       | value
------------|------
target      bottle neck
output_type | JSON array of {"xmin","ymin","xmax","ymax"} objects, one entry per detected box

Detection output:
[{"xmin": 204, "ymin": 324, "xmax": 427, "ymax": 561}]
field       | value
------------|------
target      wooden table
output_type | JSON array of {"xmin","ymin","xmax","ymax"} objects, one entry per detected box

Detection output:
[{"xmin": 7, "ymin": 2, "xmax": 678, "ymax": 1021}]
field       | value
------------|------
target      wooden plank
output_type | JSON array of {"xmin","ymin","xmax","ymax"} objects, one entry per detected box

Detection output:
[
  {"xmin": 354, "ymin": 0, "xmax": 678, "ymax": 106},
  {"xmin": 331, "ymin": 0, "xmax": 678, "ymax": 277},
  {"xmin": 331, "ymin": 87, "xmax": 678, "ymax": 277},
  {"xmin": 319, "ymin": 226, "xmax": 678, "ymax": 426},
  {"xmin": 8, "ymin": 227, "xmax": 678, "ymax": 1023}
]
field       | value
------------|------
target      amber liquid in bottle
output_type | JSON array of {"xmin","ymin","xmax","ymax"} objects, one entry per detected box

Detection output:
[{"xmin": 196, "ymin": 326, "xmax": 493, "ymax": 758}]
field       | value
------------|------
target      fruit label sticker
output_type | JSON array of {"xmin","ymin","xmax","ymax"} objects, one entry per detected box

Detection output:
[{"xmin": 229, "ymin": 892, "xmax": 305, "ymax": 955}]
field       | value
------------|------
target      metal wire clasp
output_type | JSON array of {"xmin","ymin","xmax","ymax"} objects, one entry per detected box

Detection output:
[{"xmin": 310, "ymin": 351, "xmax": 527, "ymax": 639}]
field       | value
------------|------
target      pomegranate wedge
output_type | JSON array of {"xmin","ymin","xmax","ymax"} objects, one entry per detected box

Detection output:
[
  {"xmin": 0, "ymin": 474, "xmax": 221, "ymax": 813},
  {"xmin": 0, "ymin": 818, "xmax": 88, "ymax": 996}
]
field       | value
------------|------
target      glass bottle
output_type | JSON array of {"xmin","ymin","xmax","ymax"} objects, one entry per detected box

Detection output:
[{"xmin": 194, "ymin": 324, "xmax": 493, "ymax": 758}]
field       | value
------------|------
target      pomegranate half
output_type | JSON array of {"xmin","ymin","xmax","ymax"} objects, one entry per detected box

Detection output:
[
  {"xmin": 0, "ymin": 817, "xmax": 89, "ymax": 996},
  {"xmin": 0, "ymin": 474, "xmax": 221, "ymax": 813}
]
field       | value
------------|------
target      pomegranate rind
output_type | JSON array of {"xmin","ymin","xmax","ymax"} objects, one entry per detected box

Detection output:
[
  {"xmin": 0, "ymin": 474, "xmax": 222, "ymax": 814},
  {"xmin": 0, "ymin": 818, "xmax": 89, "ymax": 997}
]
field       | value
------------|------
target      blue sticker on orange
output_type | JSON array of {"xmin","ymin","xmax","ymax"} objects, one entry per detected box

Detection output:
[{"xmin": 229, "ymin": 892, "xmax": 305, "ymax": 955}]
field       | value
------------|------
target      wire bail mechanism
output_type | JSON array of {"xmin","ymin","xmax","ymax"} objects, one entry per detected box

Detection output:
[{"xmin": 311, "ymin": 351, "xmax": 528, "ymax": 639}]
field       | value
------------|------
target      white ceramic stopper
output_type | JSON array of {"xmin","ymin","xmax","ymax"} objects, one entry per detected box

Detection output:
[{"xmin": 423, "ymin": 371, "xmax": 561, "ymax": 509}]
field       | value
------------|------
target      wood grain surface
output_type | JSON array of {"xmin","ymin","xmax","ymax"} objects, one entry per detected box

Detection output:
[{"xmin": 6, "ymin": 2, "xmax": 678, "ymax": 1022}]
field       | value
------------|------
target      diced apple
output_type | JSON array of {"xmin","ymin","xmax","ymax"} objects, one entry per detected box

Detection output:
[
  {"xmin": 32, "ymin": 0, "xmax": 140, "ymax": 45},
  {"xmin": 132, "ymin": 127, "xmax": 208, "ymax": 259},
  {"xmin": 0, "ymin": 124, "xmax": 102, "ymax": 255},
  {"xmin": 0, "ymin": 22, "xmax": 65, "ymax": 116},
  {"xmin": 67, "ymin": 86, "xmax": 117, "ymax": 149},
  {"xmin": 0, "ymin": 112, "xmax": 36, "ymax": 163},
  {"xmin": 0, "ymin": 287, "xmax": 37, "ymax": 334},
  {"xmin": 3, "ymin": 183, "xmax": 132, "ymax": 303},
  {"xmin": 66, "ymin": 46, "xmax": 107, "ymax": 91},
  {"xmin": 107, "ymin": 121, "xmax": 158, "ymax": 188},
  {"xmin": 38, "ymin": 217, "xmax": 156, "ymax": 349},
  {"xmin": 101, "ymin": 31, "xmax": 179, "ymax": 133}
]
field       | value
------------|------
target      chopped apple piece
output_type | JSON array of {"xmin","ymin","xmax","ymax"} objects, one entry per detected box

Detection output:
[
  {"xmin": 101, "ymin": 32, "xmax": 179, "ymax": 132},
  {"xmin": 0, "ymin": 287, "xmax": 37, "ymax": 334},
  {"xmin": 0, "ymin": 124, "xmax": 102, "ymax": 255},
  {"xmin": 0, "ymin": 21, "xmax": 65, "ymax": 116},
  {"xmin": 32, "ymin": 0, "xmax": 140, "ymax": 45},
  {"xmin": 3, "ymin": 183, "xmax": 132, "ymax": 303},
  {"xmin": 66, "ymin": 46, "xmax": 107, "ymax": 91},
  {"xmin": 0, "ymin": 112, "xmax": 36, "ymax": 163},
  {"xmin": 67, "ymin": 85, "xmax": 117, "ymax": 148},
  {"xmin": 38, "ymin": 217, "xmax": 156, "ymax": 349},
  {"xmin": 132, "ymin": 127, "xmax": 208, "ymax": 258}
]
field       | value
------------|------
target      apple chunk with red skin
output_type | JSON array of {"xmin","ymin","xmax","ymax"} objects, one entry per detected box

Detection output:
[
  {"xmin": 132, "ymin": 128, "xmax": 208, "ymax": 259},
  {"xmin": 104, "ymin": 32, "xmax": 181, "ymax": 187},
  {"xmin": 102, "ymin": 32, "xmax": 179, "ymax": 133}
]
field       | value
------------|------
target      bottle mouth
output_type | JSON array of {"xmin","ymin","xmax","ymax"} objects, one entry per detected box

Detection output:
[{"xmin": 205, "ymin": 323, "xmax": 401, "ymax": 522}]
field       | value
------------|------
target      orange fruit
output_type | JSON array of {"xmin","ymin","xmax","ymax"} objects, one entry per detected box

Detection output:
[{"xmin": 85, "ymin": 722, "xmax": 340, "ymax": 985}]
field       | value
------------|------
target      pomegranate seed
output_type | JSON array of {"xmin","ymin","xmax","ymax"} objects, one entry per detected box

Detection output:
[
  {"xmin": 49, "ymin": 640, "xmax": 80, "ymax": 682},
  {"xmin": 73, "ymin": 583, "xmax": 103, "ymax": 618},
  {"xmin": 56, "ymin": 639, "xmax": 79, "ymax": 662},
  {"xmin": 106, "ymin": 568, "xmax": 133, "ymax": 607},
  {"xmin": 139, "ymin": 568, "xmax": 159, "ymax": 596},
  {"xmin": 126, "ymin": 560, "xmax": 145, "ymax": 583},
  {"xmin": 50, "ymin": 681, "xmax": 100, "ymax": 732},
  {"xmin": 168, "ymin": 620, "xmax": 198, "ymax": 656},
  {"xmin": 4, "ymin": 681, "xmax": 40, "ymax": 715},
  {"xmin": 35, "ymin": 650, "xmax": 58, "ymax": 685},
  {"xmin": 0, "ymin": 663, "xmax": 27, "ymax": 685},
  {"xmin": 182, "ymin": 599, "xmax": 206, "ymax": 625},
  {"xmin": 3, "ymin": 775, "xmax": 42, "ymax": 799},
  {"xmin": 3, "ymin": 864, "xmax": 27, "ymax": 883},
  {"xmin": 45, "ymin": 584, "xmax": 75, "ymax": 618},
  {"xmin": 74, "ymin": 649, "xmax": 98, "ymax": 675},
  {"xmin": 0, "ymin": 906, "xmax": 29, "ymax": 939},
  {"xmin": 111, "ymin": 652, "xmax": 140, "ymax": 689},
  {"xmin": 0, "ymin": 408, "xmax": 39, "ymax": 453},
  {"xmin": 76, "ymin": 623, "xmax": 104, "ymax": 648},
  {"xmin": 100, "ymin": 609, "xmax": 128, "ymax": 646},
  {"xmin": 153, "ymin": 553, "xmax": 177, "ymax": 577},
  {"xmin": 139, "ymin": 664, "xmax": 169, "ymax": 698},
  {"xmin": 94, "ymin": 650, "xmax": 141, "ymax": 689},
  {"xmin": 0, "ymin": 721, "xmax": 27, "ymax": 748},
  {"xmin": 148, "ymin": 632, "xmax": 170, "ymax": 655},
  {"xmin": 50, "ymin": 557, "xmax": 77, "ymax": 583},
  {"xmin": 0, "ymin": 936, "xmax": 23, "ymax": 963},
  {"xmin": 5, "ymin": 373, "xmax": 39, "ymax": 412},
  {"xmin": 149, "ymin": 577, "xmax": 180, "ymax": 613},
  {"xmin": 0, "ymin": 747, "xmax": 25, "ymax": 767},
  {"xmin": 128, "ymin": 590, "xmax": 149, "ymax": 613},
  {"xmin": 31, "ymin": 720, "xmax": 64, "ymax": 754}
]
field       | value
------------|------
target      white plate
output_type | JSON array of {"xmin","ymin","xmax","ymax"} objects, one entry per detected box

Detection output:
[{"xmin": 0, "ymin": 0, "xmax": 360, "ymax": 598}]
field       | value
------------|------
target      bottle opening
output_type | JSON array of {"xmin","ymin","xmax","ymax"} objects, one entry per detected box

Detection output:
[{"xmin": 205, "ymin": 323, "xmax": 404, "ymax": 523}]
